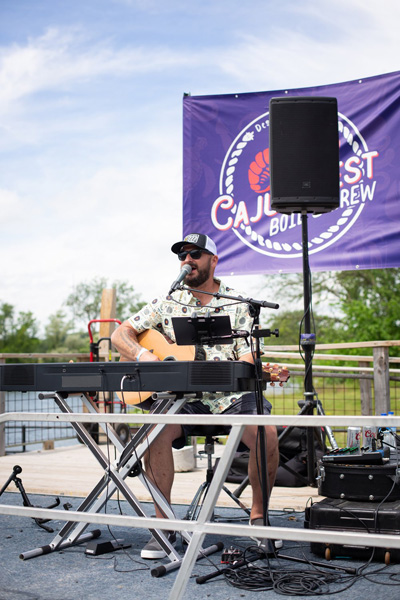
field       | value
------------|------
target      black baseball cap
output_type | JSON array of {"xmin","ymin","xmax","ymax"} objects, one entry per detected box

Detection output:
[{"xmin": 171, "ymin": 233, "xmax": 217, "ymax": 255}]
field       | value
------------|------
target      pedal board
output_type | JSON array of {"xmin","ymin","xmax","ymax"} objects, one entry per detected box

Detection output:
[{"xmin": 321, "ymin": 450, "xmax": 386, "ymax": 465}]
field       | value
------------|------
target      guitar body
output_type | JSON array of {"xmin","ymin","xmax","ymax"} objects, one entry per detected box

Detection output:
[
  {"xmin": 117, "ymin": 330, "xmax": 195, "ymax": 405},
  {"xmin": 134, "ymin": 329, "xmax": 196, "ymax": 362}
]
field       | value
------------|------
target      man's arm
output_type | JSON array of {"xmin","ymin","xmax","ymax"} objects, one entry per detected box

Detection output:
[{"xmin": 111, "ymin": 320, "xmax": 159, "ymax": 362}]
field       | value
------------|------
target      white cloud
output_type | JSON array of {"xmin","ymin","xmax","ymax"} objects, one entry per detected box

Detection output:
[
  {"xmin": 204, "ymin": 0, "xmax": 400, "ymax": 91},
  {"xmin": 0, "ymin": 137, "xmax": 184, "ymax": 326},
  {"xmin": 0, "ymin": 26, "xmax": 191, "ymax": 116},
  {"xmin": 0, "ymin": 0, "xmax": 399, "ymax": 329},
  {"xmin": 0, "ymin": 189, "xmax": 26, "ymax": 224}
]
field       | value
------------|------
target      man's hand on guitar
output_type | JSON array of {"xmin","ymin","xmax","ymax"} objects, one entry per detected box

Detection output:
[{"xmin": 137, "ymin": 349, "xmax": 160, "ymax": 362}]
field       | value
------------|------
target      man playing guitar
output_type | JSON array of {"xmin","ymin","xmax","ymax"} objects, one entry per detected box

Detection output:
[{"xmin": 111, "ymin": 232, "xmax": 287, "ymax": 559}]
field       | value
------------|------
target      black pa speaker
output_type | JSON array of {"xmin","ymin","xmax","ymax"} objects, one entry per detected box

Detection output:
[{"xmin": 269, "ymin": 97, "xmax": 340, "ymax": 214}]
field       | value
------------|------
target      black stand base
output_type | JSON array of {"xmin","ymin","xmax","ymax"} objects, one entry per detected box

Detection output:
[
  {"xmin": 0, "ymin": 465, "xmax": 61, "ymax": 532},
  {"xmin": 184, "ymin": 436, "xmax": 251, "ymax": 521}
]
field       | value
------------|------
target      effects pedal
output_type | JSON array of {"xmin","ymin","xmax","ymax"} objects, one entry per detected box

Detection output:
[
  {"xmin": 221, "ymin": 546, "xmax": 243, "ymax": 564},
  {"xmin": 85, "ymin": 539, "xmax": 131, "ymax": 556}
]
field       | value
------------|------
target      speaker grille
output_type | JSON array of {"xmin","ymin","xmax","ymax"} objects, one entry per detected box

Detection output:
[
  {"xmin": 270, "ymin": 97, "xmax": 340, "ymax": 213},
  {"xmin": 189, "ymin": 362, "xmax": 232, "ymax": 387},
  {"xmin": 2, "ymin": 364, "xmax": 35, "ymax": 387}
]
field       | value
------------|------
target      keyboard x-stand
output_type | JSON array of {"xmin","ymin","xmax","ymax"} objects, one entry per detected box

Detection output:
[
  {"xmin": 5, "ymin": 360, "xmax": 257, "ymax": 573},
  {"xmin": 19, "ymin": 390, "xmax": 220, "ymax": 570}
]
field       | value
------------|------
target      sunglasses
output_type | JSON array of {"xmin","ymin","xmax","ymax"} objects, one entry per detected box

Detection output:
[{"xmin": 178, "ymin": 249, "xmax": 210, "ymax": 261}]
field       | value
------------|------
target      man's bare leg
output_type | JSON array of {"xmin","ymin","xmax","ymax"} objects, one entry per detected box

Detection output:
[
  {"xmin": 241, "ymin": 425, "xmax": 279, "ymax": 521},
  {"xmin": 143, "ymin": 423, "xmax": 183, "ymax": 518},
  {"xmin": 144, "ymin": 423, "xmax": 279, "ymax": 521}
]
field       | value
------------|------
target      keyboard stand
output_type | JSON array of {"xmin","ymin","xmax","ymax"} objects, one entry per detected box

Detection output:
[{"xmin": 19, "ymin": 391, "xmax": 221, "ymax": 569}]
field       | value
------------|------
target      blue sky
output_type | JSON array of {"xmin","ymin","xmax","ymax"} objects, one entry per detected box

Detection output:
[{"xmin": 1, "ymin": 0, "xmax": 399, "ymax": 329}]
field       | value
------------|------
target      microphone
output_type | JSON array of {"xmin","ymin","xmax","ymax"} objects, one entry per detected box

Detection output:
[{"xmin": 169, "ymin": 264, "xmax": 192, "ymax": 294}]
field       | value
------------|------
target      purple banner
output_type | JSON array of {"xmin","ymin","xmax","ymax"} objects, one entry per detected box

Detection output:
[{"xmin": 182, "ymin": 71, "xmax": 400, "ymax": 275}]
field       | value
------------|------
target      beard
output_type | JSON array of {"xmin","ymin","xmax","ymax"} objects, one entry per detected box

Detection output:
[{"xmin": 184, "ymin": 257, "xmax": 212, "ymax": 288}]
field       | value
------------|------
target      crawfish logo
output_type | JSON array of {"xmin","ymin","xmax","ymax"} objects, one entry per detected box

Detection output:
[
  {"xmin": 211, "ymin": 111, "xmax": 379, "ymax": 258},
  {"xmin": 248, "ymin": 148, "xmax": 270, "ymax": 194}
]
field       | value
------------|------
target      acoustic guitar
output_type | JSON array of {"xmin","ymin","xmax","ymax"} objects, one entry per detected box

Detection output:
[{"xmin": 116, "ymin": 329, "xmax": 289, "ymax": 405}]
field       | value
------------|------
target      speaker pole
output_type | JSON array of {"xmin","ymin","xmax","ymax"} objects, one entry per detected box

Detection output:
[
  {"xmin": 269, "ymin": 96, "xmax": 341, "ymax": 486},
  {"xmin": 301, "ymin": 212, "xmax": 317, "ymax": 485}
]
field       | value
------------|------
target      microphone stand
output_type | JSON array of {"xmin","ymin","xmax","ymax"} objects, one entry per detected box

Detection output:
[
  {"xmin": 179, "ymin": 285, "xmax": 279, "ymax": 530},
  {"xmin": 175, "ymin": 287, "xmax": 346, "ymax": 580},
  {"xmin": 247, "ymin": 301, "xmax": 270, "ymax": 529},
  {"xmin": 187, "ymin": 299, "xmax": 355, "ymax": 584}
]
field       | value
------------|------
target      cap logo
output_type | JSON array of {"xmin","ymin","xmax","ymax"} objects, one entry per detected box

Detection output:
[{"xmin": 184, "ymin": 234, "xmax": 200, "ymax": 244}]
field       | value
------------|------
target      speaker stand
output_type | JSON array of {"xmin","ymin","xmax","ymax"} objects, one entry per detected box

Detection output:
[
  {"xmin": 300, "ymin": 212, "xmax": 316, "ymax": 484},
  {"xmin": 299, "ymin": 212, "xmax": 338, "ymax": 484}
]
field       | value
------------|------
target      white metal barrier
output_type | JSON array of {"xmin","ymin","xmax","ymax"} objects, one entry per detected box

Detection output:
[{"xmin": 1, "ymin": 410, "xmax": 400, "ymax": 600}]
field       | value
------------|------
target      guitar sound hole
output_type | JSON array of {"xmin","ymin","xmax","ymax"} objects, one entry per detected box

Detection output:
[{"xmin": 164, "ymin": 356, "xmax": 177, "ymax": 361}]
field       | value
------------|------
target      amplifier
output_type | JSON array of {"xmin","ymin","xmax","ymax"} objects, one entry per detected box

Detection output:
[{"xmin": 305, "ymin": 497, "xmax": 400, "ymax": 563}]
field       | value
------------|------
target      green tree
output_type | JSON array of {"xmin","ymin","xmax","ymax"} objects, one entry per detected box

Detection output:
[
  {"xmin": 323, "ymin": 269, "xmax": 400, "ymax": 342},
  {"xmin": 0, "ymin": 302, "xmax": 40, "ymax": 354},
  {"xmin": 64, "ymin": 277, "xmax": 145, "ymax": 326},
  {"xmin": 42, "ymin": 310, "xmax": 73, "ymax": 350},
  {"xmin": 263, "ymin": 268, "xmax": 400, "ymax": 347},
  {"xmin": 0, "ymin": 302, "xmax": 13, "ymax": 342},
  {"xmin": 40, "ymin": 310, "xmax": 88, "ymax": 353},
  {"xmin": 265, "ymin": 309, "xmax": 340, "ymax": 346},
  {"xmin": 61, "ymin": 331, "xmax": 90, "ymax": 353}
]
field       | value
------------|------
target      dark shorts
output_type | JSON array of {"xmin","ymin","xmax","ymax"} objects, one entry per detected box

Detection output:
[{"xmin": 171, "ymin": 392, "xmax": 272, "ymax": 449}]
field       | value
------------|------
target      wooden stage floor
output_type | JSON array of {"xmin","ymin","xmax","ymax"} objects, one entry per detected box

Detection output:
[{"xmin": 0, "ymin": 443, "xmax": 321, "ymax": 511}]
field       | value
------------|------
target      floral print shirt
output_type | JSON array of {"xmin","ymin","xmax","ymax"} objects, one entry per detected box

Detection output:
[{"xmin": 128, "ymin": 279, "xmax": 263, "ymax": 413}]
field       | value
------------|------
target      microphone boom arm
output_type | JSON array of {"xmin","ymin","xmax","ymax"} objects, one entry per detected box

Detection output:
[{"xmin": 180, "ymin": 286, "xmax": 279, "ymax": 311}]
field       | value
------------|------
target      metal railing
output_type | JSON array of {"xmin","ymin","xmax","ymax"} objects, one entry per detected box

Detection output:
[
  {"xmin": 1, "ymin": 341, "xmax": 400, "ymax": 455},
  {"xmin": 1, "ymin": 409, "xmax": 400, "ymax": 600},
  {"xmin": 4, "ymin": 391, "xmax": 92, "ymax": 452}
]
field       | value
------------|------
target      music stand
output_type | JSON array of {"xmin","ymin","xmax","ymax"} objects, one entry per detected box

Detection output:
[{"xmin": 172, "ymin": 314, "xmax": 234, "ymax": 346}]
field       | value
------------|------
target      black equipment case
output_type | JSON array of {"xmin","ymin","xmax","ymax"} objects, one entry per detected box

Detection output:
[
  {"xmin": 317, "ymin": 457, "xmax": 400, "ymax": 502},
  {"xmin": 305, "ymin": 497, "xmax": 400, "ymax": 563}
]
